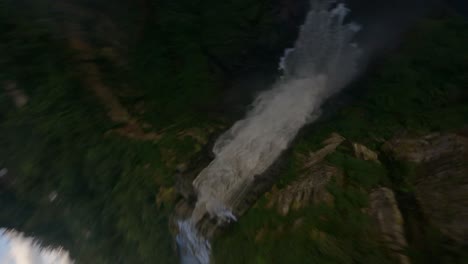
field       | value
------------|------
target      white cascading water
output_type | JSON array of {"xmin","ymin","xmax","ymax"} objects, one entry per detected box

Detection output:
[
  {"xmin": 177, "ymin": 1, "xmax": 361, "ymax": 263},
  {"xmin": 0, "ymin": 229, "xmax": 73, "ymax": 264}
]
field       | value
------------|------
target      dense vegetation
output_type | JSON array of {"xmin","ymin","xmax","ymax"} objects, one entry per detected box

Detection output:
[
  {"xmin": 0, "ymin": 1, "xmax": 303, "ymax": 263},
  {"xmin": 0, "ymin": 1, "xmax": 467, "ymax": 264},
  {"xmin": 213, "ymin": 13, "xmax": 468, "ymax": 264}
]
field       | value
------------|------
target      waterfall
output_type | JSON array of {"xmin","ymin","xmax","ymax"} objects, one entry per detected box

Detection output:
[
  {"xmin": 0, "ymin": 229, "xmax": 73, "ymax": 264},
  {"xmin": 176, "ymin": 221, "xmax": 211, "ymax": 264},
  {"xmin": 177, "ymin": 1, "xmax": 361, "ymax": 263}
]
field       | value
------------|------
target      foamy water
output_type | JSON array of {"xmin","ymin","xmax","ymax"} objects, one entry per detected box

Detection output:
[
  {"xmin": 0, "ymin": 229, "xmax": 73, "ymax": 264},
  {"xmin": 177, "ymin": 1, "xmax": 362, "ymax": 263}
]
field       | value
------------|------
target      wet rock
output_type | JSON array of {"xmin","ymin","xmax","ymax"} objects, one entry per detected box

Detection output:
[
  {"xmin": 369, "ymin": 187, "xmax": 411, "ymax": 264},
  {"xmin": 170, "ymin": 201, "xmax": 195, "ymax": 235},
  {"xmin": 173, "ymin": 140, "xmax": 217, "ymax": 201},
  {"xmin": 174, "ymin": 171, "xmax": 196, "ymax": 201}
]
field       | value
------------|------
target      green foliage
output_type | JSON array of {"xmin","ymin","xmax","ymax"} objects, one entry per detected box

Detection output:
[
  {"xmin": 299, "ymin": 16, "xmax": 468, "ymax": 147},
  {"xmin": 326, "ymin": 151, "xmax": 387, "ymax": 189},
  {"xmin": 214, "ymin": 14, "xmax": 468, "ymax": 264},
  {"xmin": 127, "ymin": 0, "xmax": 284, "ymax": 128},
  {"xmin": 0, "ymin": 74, "xmax": 178, "ymax": 263},
  {"xmin": 0, "ymin": 0, "xmax": 293, "ymax": 263},
  {"xmin": 213, "ymin": 181, "xmax": 391, "ymax": 264},
  {"xmin": 1, "ymin": 2, "xmax": 467, "ymax": 264}
]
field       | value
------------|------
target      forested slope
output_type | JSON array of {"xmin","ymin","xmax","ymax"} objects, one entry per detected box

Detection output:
[{"xmin": 0, "ymin": 1, "xmax": 467, "ymax": 263}]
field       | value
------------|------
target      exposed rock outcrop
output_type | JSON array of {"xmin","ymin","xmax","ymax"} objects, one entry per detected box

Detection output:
[
  {"xmin": 267, "ymin": 163, "xmax": 342, "ymax": 215},
  {"xmin": 302, "ymin": 132, "xmax": 345, "ymax": 168},
  {"xmin": 383, "ymin": 132, "xmax": 468, "ymax": 244},
  {"xmin": 369, "ymin": 187, "xmax": 411, "ymax": 264},
  {"xmin": 382, "ymin": 133, "xmax": 467, "ymax": 163},
  {"xmin": 352, "ymin": 142, "xmax": 380, "ymax": 163},
  {"xmin": 266, "ymin": 133, "xmax": 346, "ymax": 215}
]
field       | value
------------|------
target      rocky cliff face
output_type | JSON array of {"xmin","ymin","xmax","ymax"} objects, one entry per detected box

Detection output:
[
  {"xmin": 266, "ymin": 163, "xmax": 342, "ymax": 215},
  {"xmin": 210, "ymin": 129, "xmax": 468, "ymax": 263},
  {"xmin": 369, "ymin": 187, "xmax": 411, "ymax": 264},
  {"xmin": 266, "ymin": 133, "xmax": 345, "ymax": 215},
  {"xmin": 384, "ymin": 131, "xmax": 468, "ymax": 244}
]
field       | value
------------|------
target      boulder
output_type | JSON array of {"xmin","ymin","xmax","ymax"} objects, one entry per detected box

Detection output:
[{"xmin": 352, "ymin": 142, "xmax": 380, "ymax": 163}]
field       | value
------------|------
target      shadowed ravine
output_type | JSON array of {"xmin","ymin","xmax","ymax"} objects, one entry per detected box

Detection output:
[{"xmin": 176, "ymin": 1, "xmax": 363, "ymax": 263}]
